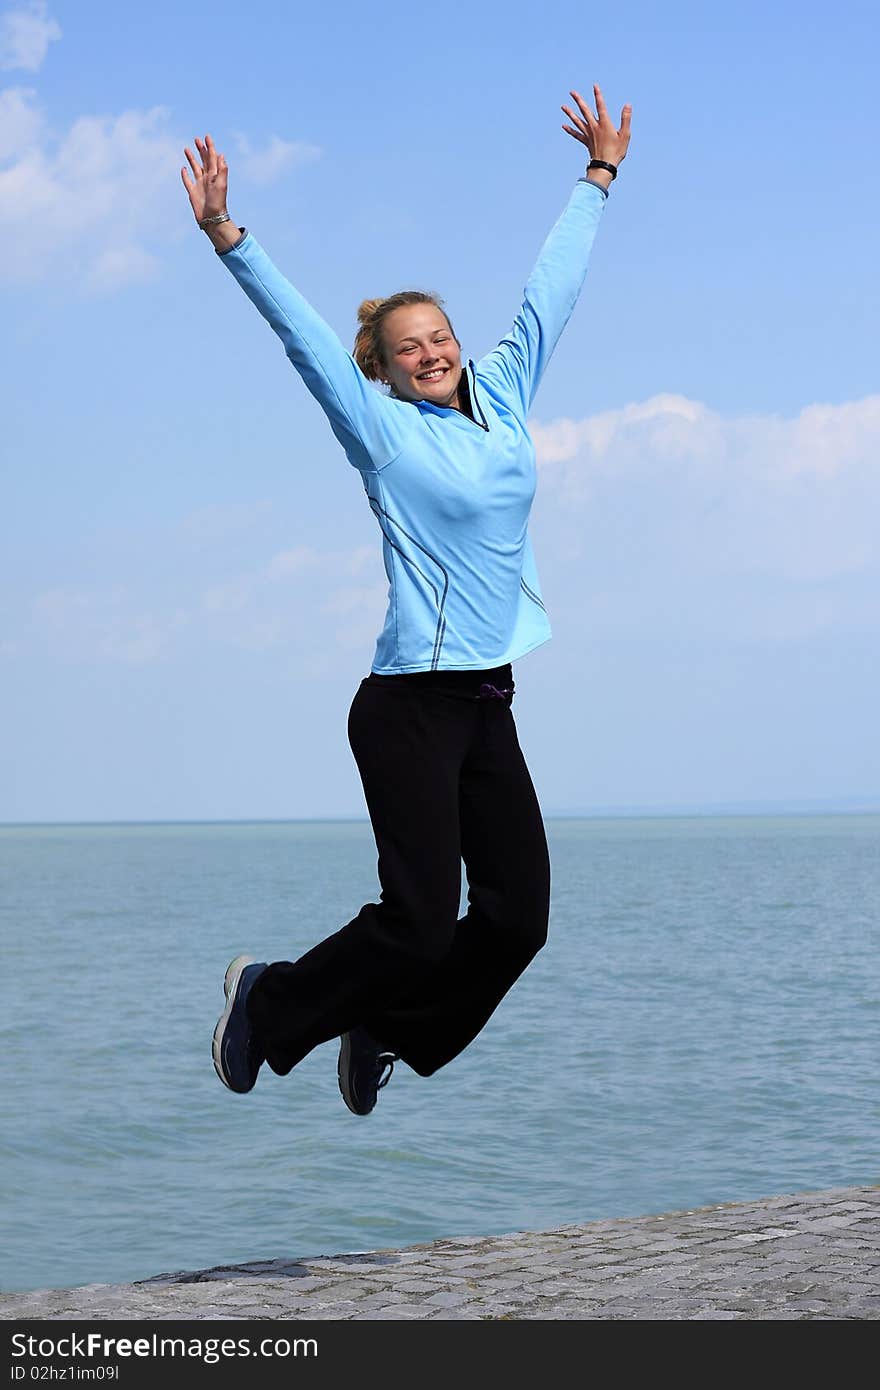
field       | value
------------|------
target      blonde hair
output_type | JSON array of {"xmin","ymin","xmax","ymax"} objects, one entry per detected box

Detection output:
[{"xmin": 353, "ymin": 291, "xmax": 458, "ymax": 396}]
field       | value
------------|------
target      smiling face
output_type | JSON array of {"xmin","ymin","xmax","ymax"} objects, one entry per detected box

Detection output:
[{"xmin": 380, "ymin": 303, "xmax": 463, "ymax": 408}]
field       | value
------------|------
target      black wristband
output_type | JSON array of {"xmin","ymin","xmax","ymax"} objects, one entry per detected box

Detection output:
[{"xmin": 588, "ymin": 159, "xmax": 618, "ymax": 180}]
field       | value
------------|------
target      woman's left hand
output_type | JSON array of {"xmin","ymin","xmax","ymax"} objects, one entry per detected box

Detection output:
[{"xmin": 561, "ymin": 83, "xmax": 632, "ymax": 167}]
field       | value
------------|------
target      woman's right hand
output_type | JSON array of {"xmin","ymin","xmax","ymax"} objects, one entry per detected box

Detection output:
[{"xmin": 181, "ymin": 134, "xmax": 228, "ymax": 226}]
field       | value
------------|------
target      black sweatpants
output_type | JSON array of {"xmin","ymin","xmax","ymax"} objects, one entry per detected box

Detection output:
[{"xmin": 246, "ymin": 662, "xmax": 551, "ymax": 1077}]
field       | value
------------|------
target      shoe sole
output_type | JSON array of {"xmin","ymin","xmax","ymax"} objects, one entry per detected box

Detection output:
[
  {"xmin": 337, "ymin": 1032, "xmax": 368, "ymax": 1115},
  {"xmin": 212, "ymin": 954, "xmax": 256, "ymax": 1091}
]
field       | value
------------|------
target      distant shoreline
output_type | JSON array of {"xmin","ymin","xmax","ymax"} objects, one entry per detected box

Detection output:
[{"xmin": 3, "ymin": 804, "xmax": 880, "ymax": 829}]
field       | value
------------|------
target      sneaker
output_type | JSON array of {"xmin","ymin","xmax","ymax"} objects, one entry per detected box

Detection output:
[
  {"xmin": 212, "ymin": 954, "xmax": 268, "ymax": 1093},
  {"xmin": 337, "ymin": 1026, "xmax": 399, "ymax": 1116}
]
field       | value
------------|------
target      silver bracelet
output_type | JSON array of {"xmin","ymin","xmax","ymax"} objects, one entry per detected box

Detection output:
[{"xmin": 199, "ymin": 211, "xmax": 231, "ymax": 229}]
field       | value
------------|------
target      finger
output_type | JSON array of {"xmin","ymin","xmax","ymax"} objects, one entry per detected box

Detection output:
[
  {"xmin": 570, "ymin": 90, "xmax": 596, "ymax": 127},
  {"xmin": 194, "ymin": 137, "xmax": 209, "ymax": 173},
  {"xmin": 561, "ymin": 103, "xmax": 591, "ymax": 137},
  {"xmin": 561, "ymin": 123, "xmax": 588, "ymax": 145},
  {"xmin": 181, "ymin": 166, "xmax": 193, "ymax": 192},
  {"xmin": 593, "ymin": 82, "xmax": 609, "ymax": 119},
  {"xmin": 621, "ymin": 103, "xmax": 632, "ymax": 135},
  {"xmin": 205, "ymin": 133, "xmax": 218, "ymax": 176},
  {"xmin": 184, "ymin": 145, "xmax": 203, "ymax": 179}
]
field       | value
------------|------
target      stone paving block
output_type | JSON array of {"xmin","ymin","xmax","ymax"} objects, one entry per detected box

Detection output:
[
  {"xmin": 344, "ymin": 1289, "xmax": 406, "ymax": 1309},
  {"xmin": 326, "ymin": 1280, "xmax": 387, "ymax": 1299},
  {"xmin": 425, "ymin": 1290, "xmax": 478, "ymax": 1308},
  {"xmin": 569, "ymin": 1253, "xmax": 634, "ymax": 1270},
  {"xmin": 292, "ymin": 1305, "xmax": 356, "ymax": 1320},
  {"xmin": 394, "ymin": 1279, "xmax": 452, "ymax": 1294},
  {"xmin": 782, "ymin": 1299, "xmax": 837, "ymax": 1314},
  {"xmin": 797, "ymin": 1217, "xmax": 877, "ymax": 1235},
  {"xmin": 478, "ymin": 1274, "xmax": 537, "ymax": 1290},
  {"xmin": 378, "ymin": 1304, "xmax": 435, "ymax": 1318}
]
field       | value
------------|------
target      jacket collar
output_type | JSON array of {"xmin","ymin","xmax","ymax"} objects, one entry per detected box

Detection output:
[{"xmin": 413, "ymin": 359, "xmax": 489, "ymax": 431}]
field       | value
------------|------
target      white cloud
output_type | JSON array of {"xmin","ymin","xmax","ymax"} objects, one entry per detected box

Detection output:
[
  {"xmin": 0, "ymin": 99, "xmax": 183, "ymax": 288},
  {"xmin": 268, "ymin": 543, "xmax": 374, "ymax": 579},
  {"xmin": 0, "ymin": 80, "xmax": 322, "ymax": 289},
  {"xmin": 0, "ymin": 83, "xmax": 43, "ymax": 155},
  {"xmin": 229, "ymin": 131, "xmax": 321, "ymax": 187},
  {"xmin": 318, "ymin": 583, "xmax": 389, "ymax": 652},
  {"xmin": 198, "ymin": 544, "xmax": 383, "ymax": 651},
  {"xmin": 782, "ymin": 396, "xmax": 880, "ymax": 479},
  {"xmin": 102, "ymin": 610, "xmax": 187, "ymax": 664},
  {"xmin": 30, "ymin": 586, "xmax": 188, "ymax": 664},
  {"xmin": 31, "ymin": 586, "xmax": 95, "ymax": 624},
  {"xmin": 530, "ymin": 392, "xmax": 880, "ymax": 588},
  {"xmin": 83, "ymin": 243, "xmax": 162, "ymax": 294},
  {"xmin": 27, "ymin": 542, "xmax": 385, "ymax": 665},
  {"xmin": 532, "ymin": 392, "xmax": 880, "ymax": 482},
  {"xmin": 0, "ymin": 1, "xmax": 60, "ymax": 72},
  {"xmin": 176, "ymin": 501, "xmax": 273, "ymax": 546},
  {"xmin": 202, "ymin": 578, "xmax": 253, "ymax": 616},
  {"xmin": 532, "ymin": 393, "xmax": 714, "ymax": 469},
  {"xmin": 268, "ymin": 546, "xmax": 323, "ymax": 577}
]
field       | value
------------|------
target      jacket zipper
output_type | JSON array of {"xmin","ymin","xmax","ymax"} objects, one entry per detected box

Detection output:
[{"xmin": 462, "ymin": 360, "xmax": 490, "ymax": 432}]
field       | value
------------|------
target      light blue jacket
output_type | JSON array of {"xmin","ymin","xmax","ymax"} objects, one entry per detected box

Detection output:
[{"xmin": 217, "ymin": 177, "xmax": 609, "ymax": 672}]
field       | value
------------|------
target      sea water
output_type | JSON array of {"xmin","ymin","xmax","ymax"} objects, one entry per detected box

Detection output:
[{"xmin": 2, "ymin": 815, "xmax": 878, "ymax": 1292}]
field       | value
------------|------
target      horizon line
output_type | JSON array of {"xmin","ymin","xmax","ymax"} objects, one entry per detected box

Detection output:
[{"xmin": 2, "ymin": 801, "xmax": 880, "ymax": 829}]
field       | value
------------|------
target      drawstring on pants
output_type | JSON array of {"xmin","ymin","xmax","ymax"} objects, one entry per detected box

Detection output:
[{"xmin": 477, "ymin": 682, "xmax": 515, "ymax": 704}]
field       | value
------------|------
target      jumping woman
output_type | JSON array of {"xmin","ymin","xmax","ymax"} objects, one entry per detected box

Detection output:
[{"xmin": 181, "ymin": 83, "xmax": 632, "ymax": 1115}]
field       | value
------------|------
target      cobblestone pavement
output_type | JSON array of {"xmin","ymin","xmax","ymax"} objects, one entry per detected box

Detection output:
[{"xmin": 3, "ymin": 1186, "xmax": 879, "ymax": 1321}]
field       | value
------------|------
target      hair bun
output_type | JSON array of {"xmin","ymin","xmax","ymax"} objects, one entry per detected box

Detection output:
[{"xmin": 356, "ymin": 297, "xmax": 386, "ymax": 325}]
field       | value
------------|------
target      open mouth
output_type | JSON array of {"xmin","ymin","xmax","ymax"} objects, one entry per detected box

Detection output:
[{"xmin": 416, "ymin": 367, "xmax": 449, "ymax": 382}]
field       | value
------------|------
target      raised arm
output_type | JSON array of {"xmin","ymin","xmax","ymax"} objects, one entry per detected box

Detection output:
[
  {"xmin": 476, "ymin": 83, "xmax": 632, "ymax": 419},
  {"xmin": 181, "ymin": 135, "xmax": 411, "ymax": 474}
]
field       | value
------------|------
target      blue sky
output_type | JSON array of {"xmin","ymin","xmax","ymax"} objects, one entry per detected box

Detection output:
[{"xmin": 2, "ymin": 0, "xmax": 878, "ymax": 821}]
